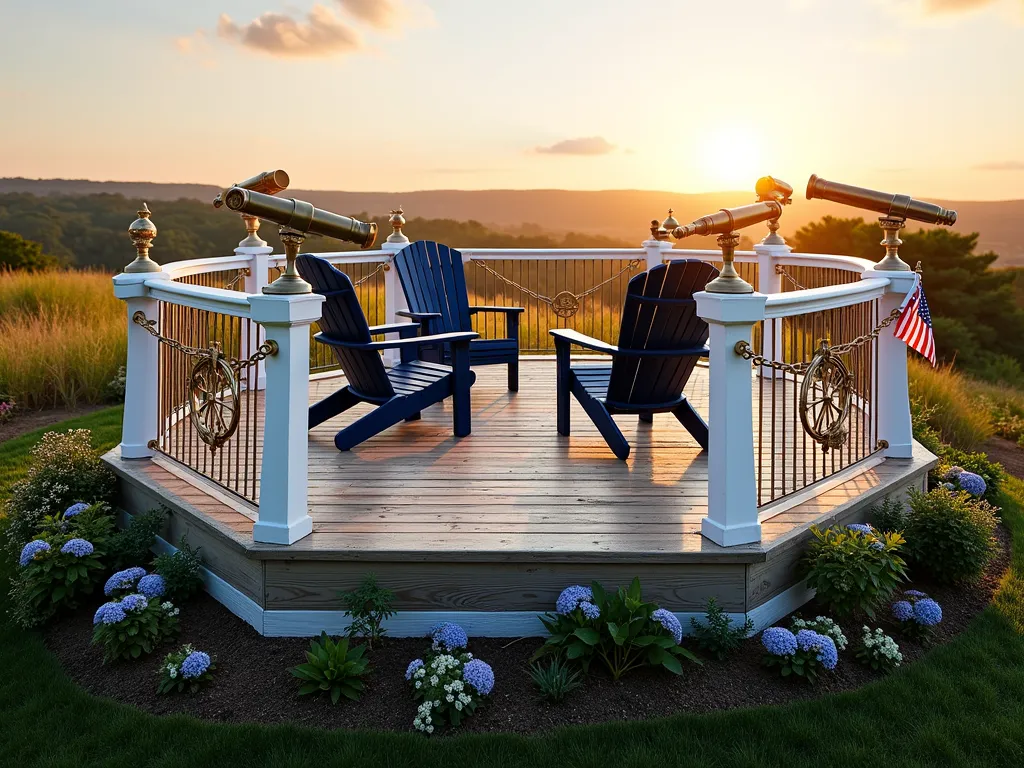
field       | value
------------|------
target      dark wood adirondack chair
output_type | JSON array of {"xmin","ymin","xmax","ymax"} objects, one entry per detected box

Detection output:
[
  {"xmin": 296, "ymin": 254, "xmax": 478, "ymax": 451},
  {"xmin": 392, "ymin": 241, "xmax": 524, "ymax": 391},
  {"xmin": 549, "ymin": 260, "xmax": 719, "ymax": 460}
]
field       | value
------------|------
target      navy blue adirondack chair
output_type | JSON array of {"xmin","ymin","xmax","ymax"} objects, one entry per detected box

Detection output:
[
  {"xmin": 549, "ymin": 260, "xmax": 718, "ymax": 460},
  {"xmin": 296, "ymin": 254, "xmax": 478, "ymax": 451},
  {"xmin": 392, "ymin": 241, "xmax": 524, "ymax": 391}
]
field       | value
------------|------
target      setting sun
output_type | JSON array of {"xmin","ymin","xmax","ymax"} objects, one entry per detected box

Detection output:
[{"xmin": 698, "ymin": 125, "xmax": 764, "ymax": 190}]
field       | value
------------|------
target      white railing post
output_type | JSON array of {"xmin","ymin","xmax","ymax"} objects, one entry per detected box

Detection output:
[
  {"xmin": 754, "ymin": 237, "xmax": 789, "ymax": 378},
  {"xmin": 237, "ymin": 224, "xmax": 273, "ymax": 390},
  {"xmin": 113, "ymin": 204, "xmax": 170, "ymax": 459},
  {"xmin": 248, "ymin": 292, "xmax": 325, "ymax": 544},
  {"xmin": 642, "ymin": 238, "xmax": 673, "ymax": 270},
  {"xmin": 380, "ymin": 207, "xmax": 411, "ymax": 367},
  {"xmin": 696, "ymin": 291, "xmax": 768, "ymax": 546},
  {"xmin": 869, "ymin": 270, "xmax": 917, "ymax": 458}
]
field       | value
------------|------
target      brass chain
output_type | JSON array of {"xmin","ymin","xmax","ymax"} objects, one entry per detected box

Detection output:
[
  {"xmin": 774, "ymin": 264, "xmax": 807, "ymax": 291},
  {"xmin": 734, "ymin": 307, "xmax": 902, "ymax": 373},
  {"xmin": 132, "ymin": 311, "xmax": 278, "ymax": 372},
  {"xmin": 470, "ymin": 258, "xmax": 643, "ymax": 306},
  {"xmin": 224, "ymin": 268, "xmax": 249, "ymax": 290},
  {"xmin": 274, "ymin": 260, "xmax": 388, "ymax": 286}
]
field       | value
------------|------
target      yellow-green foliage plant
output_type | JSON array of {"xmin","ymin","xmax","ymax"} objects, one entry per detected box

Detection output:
[
  {"xmin": 0, "ymin": 269, "xmax": 125, "ymax": 409},
  {"xmin": 908, "ymin": 359, "xmax": 993, "ymax": 451}
]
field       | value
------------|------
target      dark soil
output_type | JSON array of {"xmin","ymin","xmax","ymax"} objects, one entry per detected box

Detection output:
[
  {"xmin": 983, "ymin": 436, "xmax": 1024, "ymax": 479},
  {"xmin": 42, "ymin": 524, "xmax": 1010, "ymax": 735},
  {"xmin": 0, "ymin": 405, "xmax": 106, "ymax": 444}
]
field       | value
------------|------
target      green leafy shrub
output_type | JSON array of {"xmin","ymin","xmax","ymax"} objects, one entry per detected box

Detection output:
[
  {"xmin": 534, "ymin": 579, "xmax": 701, "ymax": 680},
  {"xmin": 529, "ymin": 659, "xmax": 583, "ymax": 703},
  {"xmin": 92, "ymin": 597, "xmax": 180, "ymax": 662},
  {"xmin": 871, "ymin": 496, "xmax": 908, "ymax": 534},
  {"xmin": 902, "ymin": 487, "xmax": 998, "ymax": 584},
  {"xmin": 4, "ymin": 429, "xmax": 115, "ymax": 554},
  {"xmin": 37, "ymin": 502, "xmax": 116, "ymax": 546},
  {"xmin": 910, "ymin": 395, "xmax": 944, "ymax": 455},
  {"xmin": 157, "ymin": 644, "xmax": 216, "ymax": 694},
  {"xmin": 799, "ymin": 524, "xmax": 908, "ymax": 618},
  {"xmin": 689, "ymin": 597, "xmax": 753, "ymax": 661},
  {"xmin": 108, "ymin": 508, "xmax": 165, "ymax": 570},
  {"xmin": 291, "ymin": 632, "xmax": 369, "ymax": 704},
  {"xmin": 153, "ymin": 536, "xmax": 204, "ymax": 603},
  {"xmin": 338, "ymin": 572, "xmax": 395, "ymax": 650},
  {"xmin": 935, "ymin": 447, "xmax": 1004, "ymax": 504}
]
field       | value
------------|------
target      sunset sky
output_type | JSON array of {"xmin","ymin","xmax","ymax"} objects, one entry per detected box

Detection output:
[{"xmin": 0, "ymin": 0, "xmax": 1021, "ymax": 199}]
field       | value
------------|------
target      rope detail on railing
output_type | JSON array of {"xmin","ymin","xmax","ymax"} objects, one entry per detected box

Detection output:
[
  {"xmin": 774, "ymin": 264, "xmax": 808, "ymax": 291},
  {"xmin": 470, "ymin": 258, "xmax": 643, "ymax": 318},
  {"xmin": 133, "ymin": 311, "xmax": 277, "ymax": 450}
]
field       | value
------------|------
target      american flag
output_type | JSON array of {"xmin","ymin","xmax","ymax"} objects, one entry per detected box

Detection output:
[{"xmin": 893, "ymin": 275, "xmax": 935, "ymax": 365}]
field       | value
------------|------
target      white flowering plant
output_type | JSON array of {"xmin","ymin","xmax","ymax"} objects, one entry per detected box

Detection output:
[
  {"xmin": 790, "ymin": 615, "xmax": 848, "ymax": 652},
  {"xmin": 855, "ymin": 626, "xmax": 902, "ymax": 673},
  {"xmin": 406, "ymin": 650, "xmax": 492, "ymax": 733}
]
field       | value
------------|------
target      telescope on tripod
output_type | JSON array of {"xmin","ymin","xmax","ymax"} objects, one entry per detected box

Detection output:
[{"xmin": 806, "ymin": 175, "xmax": 957, "ymax": 270}]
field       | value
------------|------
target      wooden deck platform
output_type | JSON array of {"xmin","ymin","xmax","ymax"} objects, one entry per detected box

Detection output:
[{"xmin": 104, "ymin": 360, "xmax": 936, "ymax": 636}]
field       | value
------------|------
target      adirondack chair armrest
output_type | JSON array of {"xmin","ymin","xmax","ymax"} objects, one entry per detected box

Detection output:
[
  {"xmin": 550, "ymin": 329, "xmax": 709, "ymax": 358},
  {"xmin": 396, "ymin": 310, "xmax": 442, "ymax": 321},
  {"xmin": 368, "ymin": 322, "xmax": 420, "ymax": 338},
  {"xmin": 468, "ymin": 306, "xmax": 525, "ymax": 315},
  {"xmin": 315, "ymin": 331, "xmax": 479, "ymax": 352}
]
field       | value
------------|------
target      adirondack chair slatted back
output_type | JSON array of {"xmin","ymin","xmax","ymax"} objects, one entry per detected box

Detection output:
[
  {"xmin": 296, "ymin": 255, "xmax": 395, "ymax": 400},
  {"xmin": 394, "ymin": 241, "xmax": 473, "ymax": 335},
  {"xmin": 607, "ymin": 259, "xmax": 719, "ymax": 407}
]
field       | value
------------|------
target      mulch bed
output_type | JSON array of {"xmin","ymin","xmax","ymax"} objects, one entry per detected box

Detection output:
[{"xmin": 42, "ymin": 523, "xmax": 1010, "ymax": 735}]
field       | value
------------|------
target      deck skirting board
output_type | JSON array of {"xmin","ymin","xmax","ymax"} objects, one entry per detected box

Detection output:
[{"xmin": 745, "ymin": 580, "xmax": 816, "ymax": 633}]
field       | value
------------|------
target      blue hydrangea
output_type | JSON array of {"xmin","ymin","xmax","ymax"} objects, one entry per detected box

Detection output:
[
  {"xmin": 846, "ymin": 523, "xmax": 874, "ymax": 535},
  {"xmin": 762, "ymin": 626, "xmax": 797, "ymax": 657},
  {"xmin": 181, "ymin": 651, "xmax": 211, "ymax": 679},
  {"xmin": 94, "ymin": 602, "xmax": 115, "ymax": 625},
  {"xmin": 138, "ymin": 574, "xmax": 166, "ymax": 598},
  {"xmin": 104, "ymin": 567, "xmax": 146, "ymax": 596},
  {"xmin": 957, "ymin": 471, "xmax": 987, "ymax": 497},
  {"xmin": 101, "ymin": 602, "xmax": 127, "ymax": 625},
  {"xmin": 463, "ymin": 659, "xmax": 495, "ymax": 695},
  {"xmin": 892, "ymin": 600, "xmax": 914, "ymax": 622},
  {"xmin": 405, "ymin": 658, "xmax": 424, "ymax": 680},
  {"xmin": 19, "ymin": 540, "xmax": 50, "ymax": 567},
  {"xmin": 60, "ymin": 538, "xmax": 94, "ymax": 557},
  {"xmin": 429, "ymin": 621, "xmax": 468, "ymax": 652},
  {"xmin": 796, "ymin": 629, "xmax": 838, "ymax": 670},
  {"xmin": 580, "ymin": 601, "xmax": 601, "ymax": 620},
  {"xmin": 63, "ymin": 502, "xmax": 90, "ymax": 519},
  {"xmin": 555, "ymin": 585, "xmax": 593, "ymax": 615},
  {"xmin": 120, "ymin": 593, "xmax": 149, "ymax": 612},
  {"xmin": 904, "ymin": 590, "xmax": 928, "ymax": 599},
  {"xmin": 913, "ymin": 598, "xmax": 943, "ymax": 626},
  {"xmin": 651, "ymin": 608, "xmax": 683, "ymax": 644}
]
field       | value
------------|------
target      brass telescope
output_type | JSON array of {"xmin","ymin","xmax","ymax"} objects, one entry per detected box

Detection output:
[
  {"xmin": 672, "ymin": 201, "xmax": 783, "ymax": 293},
  {"xmin": 223, "ymin": 187, "xmax": 378, "ymax": 294},
  {"xmin": 212, "ymin": 170, "xmax": 290, "ymax": 208},
  {"xmin": 806, "ymin": 175, "xmax": 957, "ymax": 270}
]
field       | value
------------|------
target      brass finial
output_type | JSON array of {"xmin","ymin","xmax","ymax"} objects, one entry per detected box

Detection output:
[
  {"xmin": 662, "ymin": 208, "xmax": 680, "ymax": 231},
  {"xmin": 238, "ymin": 214, "xmax": 267, "ymax": 248},
  {"xmin": 876, "ymin": 216, "xmax": 908, "ymax": 271},
  {"xmin": 124, "ymin": 203, "xmax": 161, "ymax": 273},
  {"xmin": 386, "ymin": 206, "xmax": 409, "ymax": 244}
]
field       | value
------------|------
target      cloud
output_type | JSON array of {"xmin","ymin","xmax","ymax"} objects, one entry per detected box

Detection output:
[
  {"xmin": 974, "ymin": 160, "xmax": 1024, "ymax": 171},
  {"xmin": 216, "ymin": 5, "xmax": 363, "ymax": 58},
  {"xmin": 923, "ymin": 0, "xmax": 996, "ymax": 13},
  {"xmin": 535, "ymin": 137, "xmax": 616, "ymax": 156},
  {"xmin": 337, "ymin": 0, "xmax": 398, "ymax": 29}
]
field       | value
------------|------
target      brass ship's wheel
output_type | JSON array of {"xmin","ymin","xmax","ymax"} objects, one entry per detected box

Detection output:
[
  {"xmin": 799, "ymin": 341, "xmax": 853, "ymax": 452},
  {"xmin": 188, "ymin": 347, "xmax": 240, "ymax": 451}
]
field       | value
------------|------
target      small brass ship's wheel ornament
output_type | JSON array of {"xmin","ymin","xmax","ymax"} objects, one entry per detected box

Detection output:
[
  {"xmin": 551, "ymin": 290, "xmax": 580, "ymax": 318},
  {"xmin": 188, "ymin": 345, "xmax": 240, "ymax": 451},
  {"xmin": 799, "ymin": 340, "xmax": 853, "ymax": 452}
]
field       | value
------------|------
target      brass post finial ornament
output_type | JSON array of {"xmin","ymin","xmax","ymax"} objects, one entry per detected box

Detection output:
[
  {"xmin": 125, "ymin": 203, "xmax": 161, "ymax": 273},
  {"xmin": 386, "ymin": 206, "xmax": 409, "ymax": 244},
  {"xmin": 672, "ymin": 201, "xmax": 783, "ymax": 293},
  {"xmin": 214, "ymin": 170, "xmax": 291, "ymax": 249},
  {"xmin": 222, "ymin": 187, "xmax": 378, "ymax": 295},
  {"xmin": 662, "ymin": 208, "xmax": 680, "ymax": 231},
  {"xmin": 755, "ymin": 176, "xmax": 793, "ymax": 245},
  {"xmin": 806, "ymin": 175, "xmax": 957, "ymax": 271}
]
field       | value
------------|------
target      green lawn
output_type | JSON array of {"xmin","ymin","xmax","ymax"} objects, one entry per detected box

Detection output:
[{"xmin": 2, "ymin": 409, "xmax": 1024, "ymax": 767}]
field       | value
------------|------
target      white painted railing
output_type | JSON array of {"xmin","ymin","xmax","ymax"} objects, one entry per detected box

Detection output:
[{"xmin": 116, "ymin": 219, "xmax": 915, "ymax": 549}]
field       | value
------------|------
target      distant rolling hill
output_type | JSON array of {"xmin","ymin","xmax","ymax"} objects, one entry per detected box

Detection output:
[{"xmin": 3, "ymin": 177, "xmax": 1022, "ymax": 264}]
